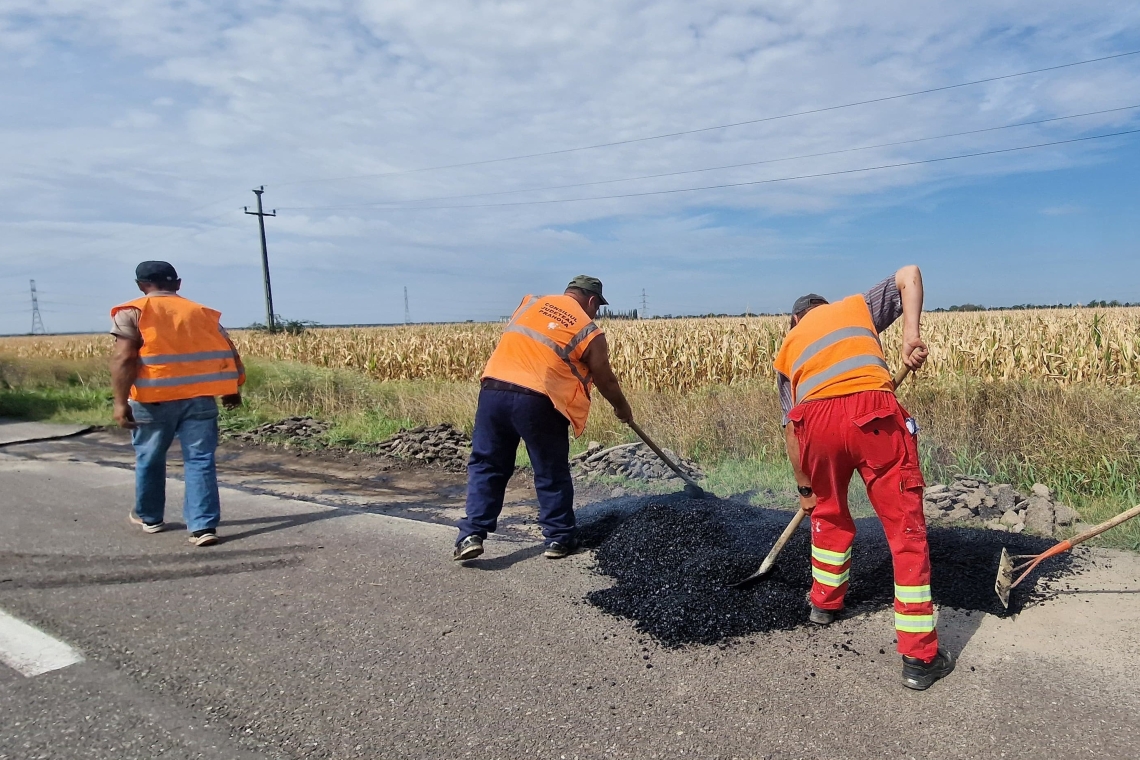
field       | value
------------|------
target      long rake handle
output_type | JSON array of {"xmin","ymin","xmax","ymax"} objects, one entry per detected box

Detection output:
[
  {"xmin": 1011, "ymin": 503, "xmax": 1140, "ymax": 589},
  {"xmin": 627, "ymin": 421, "xmax": 702, "ymax": 491},
  {"xmin": 893, "ymin": 365, "xmax": 912, "ymax": 388}
]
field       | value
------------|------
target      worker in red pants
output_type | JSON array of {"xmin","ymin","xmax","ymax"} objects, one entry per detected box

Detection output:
[{"xmin": 774, "ymin": 265, "xmax": 954, "ymax": 691}]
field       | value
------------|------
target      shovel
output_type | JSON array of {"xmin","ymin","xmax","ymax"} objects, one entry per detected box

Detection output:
[
  {"xmin": 626, "ymin": 421, "xmax": 708, "ymax": 499},
  {"xmin": 995, "ymin": 502, "xmax": 1140, "ymax": 608},
  {"xmin": 732, "ymin": 365, "xmax": 913, "ymax": 589}
]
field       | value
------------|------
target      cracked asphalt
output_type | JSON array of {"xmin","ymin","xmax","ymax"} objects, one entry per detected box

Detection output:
[{"xmin": 1, "ymin": 443, "xmax": 1139, "ymax": 759}]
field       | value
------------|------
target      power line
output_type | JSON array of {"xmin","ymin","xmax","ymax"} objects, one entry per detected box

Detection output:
[
  {"xmin": 308, "ymin": 127, "xmax": 1140, "ymax": 211},
  {"xmin": 278, "ymin": 104, "xmax": 1140, "ymax": 210},
  {"xmin": 270, "ymin": 49, "xmax": 1140, "ymax": 188}
]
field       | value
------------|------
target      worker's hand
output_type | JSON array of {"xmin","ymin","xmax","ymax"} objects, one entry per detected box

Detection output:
[
  {"xmin": 613, "ymin": 400, "xmax": 633, "ymax": 425},
  {"xmin": 798, "ymin": 493, "xmax": 817, "ymax": 514},
  {"xmin": 902, "ymin": 331, "xmax": 929, "ymax": 371},
  {"xmin": 221, "ymin": 393, "xmax": 243, "ymax": 410},
  {"xmin": 113, "ymin": 402, "xmax": 137, "ymax": 430}
]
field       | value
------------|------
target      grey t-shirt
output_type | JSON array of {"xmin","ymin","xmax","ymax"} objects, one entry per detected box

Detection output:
[{"xmin": 777, "ymin": 275, "xmax": 903, "ymax": 423}]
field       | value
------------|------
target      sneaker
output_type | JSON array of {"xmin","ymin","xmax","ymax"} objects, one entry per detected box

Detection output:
[
  {"xmin": 901, "ymin": 649, "xmax": 956, "ymax": 691},
  {"xmin": 128, "ymin": 513, "xmax": 165, "ymax": 534},
  {"xmin": 188, "ymin": 530, "xmax": 219, "ymax": 547},
  {"xmin": 809, "ymin": 605, "xmax": 842, "ymax": 626},
  {"xmin": 453, "ymin": 535, "xmax": 484, "ymax": 561},
  {"xmin": 544, "ymin": 539, "xmax": 578, "ymax": 559}
]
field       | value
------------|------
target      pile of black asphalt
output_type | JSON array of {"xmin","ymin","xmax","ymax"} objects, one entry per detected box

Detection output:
[{"xmin": 579, "ymin": 495, "xmax": 1075, "ymax": 648}]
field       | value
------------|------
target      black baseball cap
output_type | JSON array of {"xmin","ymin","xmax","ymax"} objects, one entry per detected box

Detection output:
[
  {"xmin": 792, "ymin": 293, "xmax": 828, "ymax": 316},
  {"xmin": 135, "ymin": 261, "xmax": 179, "ymax": 283}
]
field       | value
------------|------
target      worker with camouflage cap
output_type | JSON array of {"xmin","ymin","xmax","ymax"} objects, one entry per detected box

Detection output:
[{"xmin": 454, "ymin": 275, "xmax": 633, "ymax": 562}]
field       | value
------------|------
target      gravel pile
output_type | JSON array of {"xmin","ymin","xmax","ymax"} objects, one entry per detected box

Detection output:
[
  {"xmin": 585, "ymin": 497, "xmax": 1074, "ymax": 648},
  {"xmin": 571, "ymin": 441, "xmax": 704, "ymax": 482},
  {"xmin": 924, "ymin": 476, "xmax": 1081, "ymax": 537},
  {"xmin": 228, "ymin": 416, "xmax": 330, "ymax": 446},
  {"xmin": 374, "ymin": 423, "xmax": 471, "ymax": 471}
]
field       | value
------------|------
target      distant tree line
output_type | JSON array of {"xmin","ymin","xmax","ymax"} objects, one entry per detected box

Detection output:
[{"xmin": 931, "ymin": 300, "xmax": 1140, "ymax": 313}]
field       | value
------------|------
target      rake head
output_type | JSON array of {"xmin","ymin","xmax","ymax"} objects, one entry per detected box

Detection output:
[{"xmin": 995, "ymin": 547, "xmax": 1015, "ymax": 609}]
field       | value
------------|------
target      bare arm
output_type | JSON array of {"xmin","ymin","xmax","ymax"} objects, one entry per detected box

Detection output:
[
  {"xmin": 110, "ymin": 337, "xmax": 140, "ymax": 429},
  {"xmin": 784, "ymin": 423, "xmax": 817, "ymax": 513},
  {"xmin": 581, "ymin": 333, "xmax": 633, "ymax": 424},
  {"xmin": 895, "ymin": 264, "xmax": 929, "ymax": 371}
]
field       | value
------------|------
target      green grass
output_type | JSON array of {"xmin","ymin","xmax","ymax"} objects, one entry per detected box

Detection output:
[{"xmin": 2, "ymin": 355, "xmax": 1137, "ymax": 551}]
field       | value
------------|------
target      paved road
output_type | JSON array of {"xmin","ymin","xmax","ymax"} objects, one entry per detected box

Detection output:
[{"xmin": 1, "ymin": 448, "xmax": 1138, "ymax": 759}]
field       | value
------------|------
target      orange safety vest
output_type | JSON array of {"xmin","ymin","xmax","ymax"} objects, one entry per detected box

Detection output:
[
  {"xmin": 774, "ymin": 295, "xmax": 894, "ymax": 406},
  {"xmin": 111, "ymin": 295, "xmax": 243, "ymax": 403},
  {"xmin": 481, "ymin": 294, "xmax": 602, "ymax": 436}
]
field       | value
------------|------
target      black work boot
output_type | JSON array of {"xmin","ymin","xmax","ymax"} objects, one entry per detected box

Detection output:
[
  {"xmin": 453, "ymin": 535, "xmax": 484, "ymax": 561},
  {"xmin": 901, "ymin": 649, "xmax": 956, "ymax": 691},
  {"xmin": 809, "ymin": 606, "xmax": 843, "ymax": 625},
  {"xmin": 544, "ymin": 538, "xmax": 578, "ymax": 559}
]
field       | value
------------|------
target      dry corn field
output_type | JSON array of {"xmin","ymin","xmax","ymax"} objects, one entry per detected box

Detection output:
[{"xmin": 3, "ymin": 309, "xmax": 1139, "ymax": 393}]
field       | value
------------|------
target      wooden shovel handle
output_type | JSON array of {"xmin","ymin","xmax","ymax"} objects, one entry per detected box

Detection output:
[
  {"xmin": 757, "ymin": 508, "xmax": 809, "ymax": 575},
  {"xmin": 626, "ymin": 421, "xmax": 701, "ymax": 490},
  {"xmin": 893, "ymin": 365, "xmax": 911, "ymax": 388}
]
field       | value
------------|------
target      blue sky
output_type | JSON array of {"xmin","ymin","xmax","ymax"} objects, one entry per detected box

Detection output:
[{"xmin": 2, "ymin": 2, "xmax": 1140, "ymax": 333}]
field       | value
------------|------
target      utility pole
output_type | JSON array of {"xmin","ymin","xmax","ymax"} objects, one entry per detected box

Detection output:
[
  {"xmin": 404, "ymin": 286, "xmax": 411, "ymax": 324},
  {"xmin": 244, "ymin": 187, "xmax": 277, "ymax": 332},
  {"xmin": 29, "ymin": 280, "xmax": 45, "ymax": 335},
  {"xmin": 640, "ymin": 288, "xmax": 649, "ymax": 319}
]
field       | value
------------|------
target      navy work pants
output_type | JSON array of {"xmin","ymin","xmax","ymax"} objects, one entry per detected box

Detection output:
[{"xmin": 457, "ymin": 388, "xmax": 575, "ymax": 546}]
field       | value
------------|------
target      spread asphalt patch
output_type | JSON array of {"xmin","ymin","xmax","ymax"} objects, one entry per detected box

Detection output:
[{"xmin": 581, "ymin": 496, "xmax": 1074, "ymax": 648}]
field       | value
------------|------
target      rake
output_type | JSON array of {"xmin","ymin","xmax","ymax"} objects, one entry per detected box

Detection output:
[{"xmin": 995, "ymin": 503, "xmax": 1140, "ymax": 608}]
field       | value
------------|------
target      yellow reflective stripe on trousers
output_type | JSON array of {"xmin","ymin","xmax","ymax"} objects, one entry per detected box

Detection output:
[
  {"xmin": 811, "ymin": 545, "xmax": 852, "ymax": 566},
  {"xmin": 894, "ymin": 612, "xmax": 935, "ymax": 633},
  {"xmin": 894, "ymin": 584, "xmax": 932, "ymax": 603},
  {"xmin": 812, "ymin": 566, "xmax": 850, "ymax": 587}
]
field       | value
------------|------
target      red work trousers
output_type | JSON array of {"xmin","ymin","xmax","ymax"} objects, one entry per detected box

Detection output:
[{"xmin": 786, "ymin": 390, "xmax": 938, "ymax": 662}]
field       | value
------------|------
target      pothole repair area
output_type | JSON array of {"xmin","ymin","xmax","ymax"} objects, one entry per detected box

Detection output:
[{"xmin": 576, "ymin": 495, "xmax": 1076, "ymax": 648}]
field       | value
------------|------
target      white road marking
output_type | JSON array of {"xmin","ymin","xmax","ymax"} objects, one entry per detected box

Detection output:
[{"xmin": 0, "ymin": 608, "xmax": 84, "ymax": 677}]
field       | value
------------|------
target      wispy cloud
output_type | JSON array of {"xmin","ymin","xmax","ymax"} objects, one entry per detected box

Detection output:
[{"xmin": 1, "ymin": 1, "xmax": 1139, "ymax": 329}]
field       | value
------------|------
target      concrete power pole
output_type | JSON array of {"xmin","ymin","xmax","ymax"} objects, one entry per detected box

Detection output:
[
  {"xmin": 404, "ymin": 286, "xmax": 411, "ymax": 324},
  {"xmin": 29, "ymin": 280, "xmax": 45, "ymax": 335},
  {"xmin": 244, "ymin": 187, "xmax": 277, "ymax": 332}
]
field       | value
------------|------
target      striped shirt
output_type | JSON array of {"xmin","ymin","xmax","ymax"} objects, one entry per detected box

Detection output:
[{"xmin": 778, "ymin": 276, "xmax": 903, "ymax": 423}]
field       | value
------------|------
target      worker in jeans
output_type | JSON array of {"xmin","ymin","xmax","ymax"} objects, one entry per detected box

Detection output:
[
  {"xmin": 454, "ymin": 276, "xmax": 633, "ymax": 561},
  {"xmin": 110, "ymin": 261, "xmax": 245, "ymax": 546},
  {"xmin": 775, "ymin": 265, "xmax": 954, "ymax": 691}
]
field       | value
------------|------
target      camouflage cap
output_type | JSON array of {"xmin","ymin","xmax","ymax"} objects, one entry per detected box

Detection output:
[{"xmin": 567, "ymin": 275, "xmax": 608, "ymax": 305}]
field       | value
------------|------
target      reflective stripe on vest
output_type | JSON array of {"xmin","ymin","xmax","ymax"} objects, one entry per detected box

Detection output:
[
  {"xmin": 794, "ymin": 353, "xmax": 890, "ymax": 404},
  {"xmin": 134, "ymin": 371, "xmax": 242, "ymax": 388},
  {"xmin": 138, "ymin": 350, "xmax": 235, "ymax": 366},
  {"xmin": 503, "ymin": 322, "xmax": 597, "ymax": 392},
  {"xmin": 773, "ymin": 295, "xmax": 894, "ymax": 405}
]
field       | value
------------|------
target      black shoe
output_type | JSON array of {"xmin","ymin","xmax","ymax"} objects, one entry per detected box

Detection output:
[
  {"xmin": 809, "ymin": 606, "xmax": 842, "ymax": 626},
  {"xmin": 544, "ymin": 539, "xmax": 578, "ymax": 559},
  {"xmin": 901, "ymin": 649, "xmax": 956, "ymax": 691},
  {"xmin": 188, "ymin": 530, "xmax": 218, "ymax": 547},
  {"xmin": 453, "ymin": 535, "xmax": 484, "ymax": 561}
]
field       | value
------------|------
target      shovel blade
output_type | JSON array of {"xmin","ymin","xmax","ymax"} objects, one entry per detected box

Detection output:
[
  {"xmin": 731, "ymin": 567, "xmax": 771, "ymax": 589},
  {"xmin": 995, "ymin": 547, "xmax": 1014, "ymax": 609}
]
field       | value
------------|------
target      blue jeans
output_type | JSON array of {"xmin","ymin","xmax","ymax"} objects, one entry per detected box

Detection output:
[
  {"xmin": 458, "ymin": 388, "xmax": 575, "ymax": 546},
  {"xmin": 129, "ymin": 396, "xmax": 221, "ymax": 533}
]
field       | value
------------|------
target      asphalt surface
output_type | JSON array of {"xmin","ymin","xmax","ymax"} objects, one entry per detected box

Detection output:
[{"xmin": 2, "ymin": 444, "xmax": 1139, "ymax": 759}]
